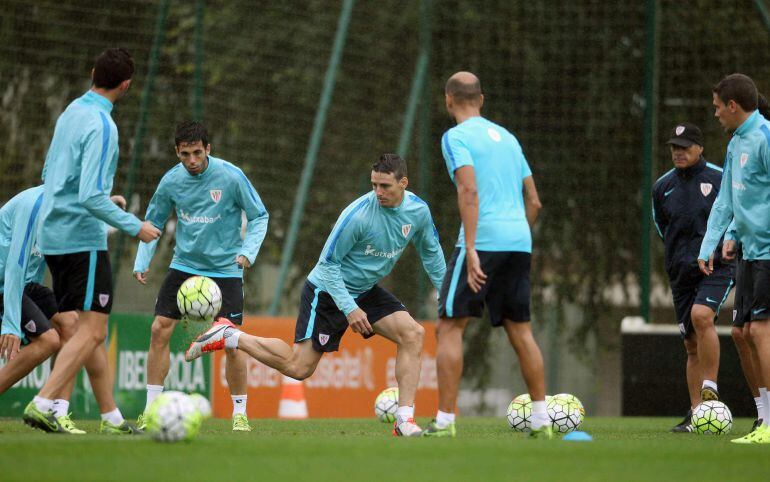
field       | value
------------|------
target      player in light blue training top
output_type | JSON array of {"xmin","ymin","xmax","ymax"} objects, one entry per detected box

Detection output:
[
  {"xmin": 424, "ymin": 72, "xmax": 549, "ymax": 439},
  {"xmin": 698, "ymin": 74, "xmax": 770, "ymax": 444},
  {"xmin": 133, "ymin": 121, "xmax": 268, "ymax": 432},
  {"xmin": 186, "ymin": 154, "xmax": 446, "ymax": 437},
  {"xmin": 24, "ymin": 49, "xmax": 160, "ymax": 435}
]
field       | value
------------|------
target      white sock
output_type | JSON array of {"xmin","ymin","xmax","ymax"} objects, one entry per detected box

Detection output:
[
  {"xmin": 100, "ymin": 408, "xmax": 124, "ymax": 426},
  {"xmin": 531, "ymin": 400, "xmax": 550, "ymax": 430},
  {"xmin": 232, "ymin": 395, "xmax": 247, "ymax": 416},
  {"xmin": 144, "ymin": 385, "xmax": 164, "ymax": 412},
  {"xmin": 33, "ymin": 396, "xmax": 54, "ymax": 413},
  {"xmin": 52, "ymin": 399, "xmax": 70, "ymax": 418},
  {"xmin": 435, "ymin": 410, "xmax": 455, "ymax": 428},
  {"xmin": 224, "ymin": 328, "xmax": 242, "ymax": 349},
  {"xmin": 396, "ymin": 405, "xmax": 414, "ymax": 423},
  {"xmin": 755, "ymin": 396, "xmax": 763, "ymax": 420},
  {"xmin": 760, "ymin": 387, "xmax": 770, "ymax": 426},
  {"xmin": 701, "ymin": 379, "xmax": 718, "ymax": 392}
]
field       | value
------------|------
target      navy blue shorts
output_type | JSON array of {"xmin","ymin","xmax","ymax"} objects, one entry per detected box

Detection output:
[
  {"xmin": 0, "ymin": 283, "xmax": 55, "ymax": 343},
  {"xmin": 672, "ymin": 264, "xmax": 734, "ymax": 337},
  {"xmin": 45, "ymin": 251, "xmax": 113, "ymax": 314},
  {"xmin": 439, "ymin": 249, "xmax": 531, "ymax": 326},
  {"xmin": 155, "ymin": 269, "xmax": 244, "ymax": 325},
  {"xmin": 733, "ymin": 259, "xmax": 770, "ymax": 327},
  {"xmin": 294, "ymin": 280, "xmax": 406, "ymax": 353}
]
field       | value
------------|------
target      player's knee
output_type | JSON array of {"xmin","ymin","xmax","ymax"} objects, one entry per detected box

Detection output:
[
  {"xmin": 150, "ymin": 317, "xmax": 174, "ymax": 344},
  {"xmin": 732, "ymin": 326, "xmax": 747, "ymax": 346},
  {"xmin": 39, "ymin": 329, "xmax": 61, "ymax": 353},
  {"xmin": 403, "ymin": 322, "xmax": 425, "ymax": 348},
  {"xmin": 52, "ymin": 313, "xmax": 77, "ymax": 341},
  {"xmin": 690, "ymin": 306, "xmax": 714, "ymax": 331},
  {"xmin": 287, "ymin": 364, "xmax": 315, "ymax": 381}
]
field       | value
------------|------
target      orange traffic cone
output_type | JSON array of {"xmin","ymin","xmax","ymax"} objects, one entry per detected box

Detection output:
[{"xmin": 278, "ymin": 375, "xmax": 308, "ymax": 419}]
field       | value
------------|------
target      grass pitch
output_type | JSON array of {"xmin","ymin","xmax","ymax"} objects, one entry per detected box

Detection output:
[{"xmin": 0, "ymin": 417, "xmax": 767, "ymax": 481}]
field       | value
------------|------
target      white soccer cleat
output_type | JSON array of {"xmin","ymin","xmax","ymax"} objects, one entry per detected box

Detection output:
[
  {"xmin": 185, "ymin": 318, "xmax": 237, "ymax": 361},
  {"xmin": 393, "ymin": 417, "xmax": 423, "ymax": 437}
]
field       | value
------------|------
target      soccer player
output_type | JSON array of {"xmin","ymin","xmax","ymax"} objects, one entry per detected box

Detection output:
[
  {"xmin": 133, "ymin": 121, "xmax": 269, "ymax": 432},
  {"xmin": 185, "ymin": 154, "xmax": 446, "ymax": 437},
  {"xmin": 652, "ymin": 122, "xmax": 735, "ymax": 432},
  {"xmin": 699, "ymin": 73, "xmax": 770, "ymax": 444},
  {"xmin": 22, "ymin": 48, "xmax": 161, "ymax": 434},
  {"xmin": 423, "ymin": 72, "xmax": 548, "ymax": 438}
]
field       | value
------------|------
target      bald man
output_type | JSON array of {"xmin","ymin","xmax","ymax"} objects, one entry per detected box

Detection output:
[{"xmin": 423, "ymin": 72, "xmax": 550, "ymax": 438}]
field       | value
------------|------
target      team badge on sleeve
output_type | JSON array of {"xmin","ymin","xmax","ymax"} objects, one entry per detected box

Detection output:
[
  {"xmin": 210, "ymin": 189, "xmax": 222, "ymax": 203},
  {"xmin": 700, "ymin": 183, "xmax": 712, "ymax": 197},
  {"xmin": 740, "ymin": 153, "xmax": 749, "ymax": 168},
  {"xmin": 401, "ymin": 224, "xmax": 412, "ymax": 237}
]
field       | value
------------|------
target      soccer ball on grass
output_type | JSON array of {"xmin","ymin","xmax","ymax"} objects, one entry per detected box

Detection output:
[
  {"xmin": 692, "ymin": 401, "xmax": 732, "ymax": 435},
  {"xmin": 145, "ymin": 391, "xmax": 203, "ymax": 443},
  {"xmin": 547, "ymin": 393, "xmax": 584, "ymax": 434}
]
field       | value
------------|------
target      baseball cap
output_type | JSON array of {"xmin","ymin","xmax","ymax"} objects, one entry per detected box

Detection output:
[{"xmin": 666, "ymin": 122, "xmax": 703, "ymax": 147}]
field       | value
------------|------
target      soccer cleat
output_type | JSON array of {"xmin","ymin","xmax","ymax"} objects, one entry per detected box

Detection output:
[
  {"xmin": 22, "ymin": 401, "xmax": 64, "ymax": 433},
  {"xmin": 393, "ymin": 418, "xmax": 423, "ymax": 437},
  {"xmin": 529, "ymin": 424, "xmax": 554, "ymax": 439},
  {"xmin": 670, "ymin": 410, "xmax": 694, "ymax": 433},
  {"xmin": 421, "ymin": 419, "xmax": 456, "ymax": 438},
  {"xmin": 185, "ymin": 319, "xmax": 237, "ymax": 361},
  {"xmin": 100, "ymin": 420, "xmax": 143, "ymax": 435},
  {"xmin": 750, "ymin": 419, "xmax": 763, "ymax": 433},
  {"xmin": 232, "ymin": 414, "xmax": 252, "ymax": 432},
  {"xmin": 57, "ymin": 414, "xmax": 86, "ymax": 434},
  {"xmin": 731, "ymin": 424, "xmax": 770, "ymax": 444},
  {"xmin": 700, "ymin": 386, "xmax": 719, "ymax": 402},
  {"xmin": 136, "ymin": 412, "xmax": 147, "ymax": 431}
]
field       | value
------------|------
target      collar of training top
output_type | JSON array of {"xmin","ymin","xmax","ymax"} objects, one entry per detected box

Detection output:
[
  {"xmin": 676, "ymin": 156, "xmax": 706, "ymax": 178},
  {"xmin": 734, "ymin": 109, "xmax": 761, "ymax": 138}
]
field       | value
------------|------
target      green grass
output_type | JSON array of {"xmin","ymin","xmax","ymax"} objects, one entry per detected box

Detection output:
[{"xmin": 0, "ymin": 417, "xmax": 768, "ymax": 481}]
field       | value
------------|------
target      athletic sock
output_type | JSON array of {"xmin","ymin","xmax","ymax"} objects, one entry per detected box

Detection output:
[
  {"xmin": 232, "ymin": 395, "xmax": 247, "ymax": 416},
  {"xmin": 100, "ymin": 408, "xmax": 125, "ymax": 426},
  {"xmin": 144, "ymin": 385, "xmax": 164, "ymax": 413},
  {"xmin": 435, "ymin": 410, "xmax": 455, "ymax": 429},
  {"xmin": 396, "ymin": 405, "xmax": 415, "ymax": 424},
  {"xmin": 701, "ymin": 379, "xmax": 718, "ymax": 392},
  {"xmin": 531, "ymin": 400, "xmax": 550, "ymax": 430},
  {"xmin": 224, "ymin": 328, "xmax": 242, "ymax": 349},
  {"xmin": 33, "ymin": 396, "xmax": 54, "ymax": 413},
  {"xmin": 760, "ymin": 388, "xmax": 770, "ymax": 427},
  {"xmin": 52, "ymin": 399, "xmax": 70, "ymax": 418},
  {"xmin": 755, "ymin": 396, "xmax": 763, "ymax": 420}
]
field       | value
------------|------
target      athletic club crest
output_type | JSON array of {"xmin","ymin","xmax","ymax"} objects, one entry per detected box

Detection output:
[
  {"xmin": 740, "ymin": 153, "xmax": 749, "ymax": 168},
  {"xmin": 319, "ymin": 334, "xmax": 330, "ymax": 346},
  {"xmin": 210, "ymin": 189, "xmax": 222, "ymax": 203},
  {"xmin": 401, "ymin": 224, "xmax": 412, "ymax": 237},
  {"xmin": 700, "ymin": 183, "xmax": 713, "ymax": 197},
  {"xmin": 99, "ymin": 294, "xmax": 110, "ymax": 307},
  {"xmin": 675, "ymin": 125, "xmax": 685, "ymax": 136}
]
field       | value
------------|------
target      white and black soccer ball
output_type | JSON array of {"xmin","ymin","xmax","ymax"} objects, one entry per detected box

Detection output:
[
  {"xmin": 176, "ymin": 276, "xmax": 223, "ymax": 321},
  {"xmin": 188, "ymin": 392, "xmax": 212, "ymax": 419},
  {"xmin": 547, "ymin": 395, "xmax": 582, "ymax": 434},
  {"xmin": 146, "ymin": 391, "xmax": 203, "ymax": 443},
  {"xmin": 374, "ymin": 387, "xmax": 399, "ymax": 423},
  {"xmin": 692, "ymin": 401, "xmax": 732, "ymax": 435},
  {"xmin": 506, "ymin": 393, "xmax": 532, "ymax": 432}
]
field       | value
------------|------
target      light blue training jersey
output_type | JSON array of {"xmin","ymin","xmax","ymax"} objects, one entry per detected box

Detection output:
[
  {"xmin": 700, "ymin": 110, "xmax": 770, "ymax": 261},
  {"xmin": 0, "ymin": 186, "xmax": 47, "ymax": 338},
  {"xmin": 441, "ymin": 116, "xmax": 533, "ymax": 252},
  {"xmin": 134, "ymin": 156, "xmax": 269, "ymax": 277},
  {"xmin": 38, "ymin": 91, "xmax": 142, "ymax": 254},
  {"xmin": 307, "ymin": 191, "xmax": 446, "ymax": 316}
]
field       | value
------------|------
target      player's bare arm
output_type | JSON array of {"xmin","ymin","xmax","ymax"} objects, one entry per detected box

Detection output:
[
  {"xmin": 523, "ymin": 176, "xmax": 542, "ymax": 228},
  {"xmin": 455, "ymin": 165, "xmax": 486, "ymax": 293}
]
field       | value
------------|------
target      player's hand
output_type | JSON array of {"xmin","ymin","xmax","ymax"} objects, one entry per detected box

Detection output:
[
  {"xmin": 347, "ymin": 307, "xmax": 373, "ymax": 336},
  {"xmin": 698, "ymin": 255, "xmax": 714, "ymax": 276},
  {"xmin": 236, "ymin": 255, "xmax": 251, "ymax": 268},
  {"xmin": 722, "ymin": 240, "xmax": 737, "ymax": 261},
  {"xmin": 137, "ymin": 221, "xmax": 161, "ymax": 243},
  {"xmin": 0, "ymin": 334, "xmax": 21, "ymax": 361},
  {"xmin": 465, "ymin": 248, "xmax": 487, "ymax": 293},
  {"xmin": 110, "ymin": 195, "xmax": 127, "ymax": 210},
  {"xmin": 134, "ymin": 271, "xmax": 148, "ymax": 285}
]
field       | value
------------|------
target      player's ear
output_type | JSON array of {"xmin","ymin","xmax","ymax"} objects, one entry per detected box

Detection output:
[
  {"xmin": 399, "ymin": 176, "xmax": 408, "ymax": 189},
  {"xmin": 205, "ymin": 143, "xmax": 211, "ymax": 155},
  {"xmin": 478, "ymin": 94, "xmax": 484, "ymax": 109},
  {"xmin": 90, "ymin": 68, "xmax": 95, "ymax": 82}
]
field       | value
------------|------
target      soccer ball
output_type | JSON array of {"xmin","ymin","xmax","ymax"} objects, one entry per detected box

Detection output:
[
  {"xmin": 507, "ymin": 393, "xmax": 532, "ymax": 432},
  {"xmin": 547, "ymin": 395, "xmax": 583, "ymax": 434},
  {"xmin": 374, "ymin": 387, "xmax": 399, "ymax": 423},
  {"xmin": 692, "ymin": 401, "xmax": 732, "ymax": 435},
  {"xmin": 177, "ymin": 276, "xmax": 222, "ymax": 321},
  {"xmin": 188, "ymin": 393, "xmax": 212, "ymax": 419},
  {"xmin": 553, "ymin": 393, "xmax": 585, "ymax": 418},
  {"xmin": 146, "ymin": 391, "xmax": 203, "ymax": 443}
]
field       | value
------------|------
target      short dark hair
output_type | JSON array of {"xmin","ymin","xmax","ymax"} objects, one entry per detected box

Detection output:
[
  {"xmin": 372, "ymin": 153, "xmax": 407, "ymax": 180},
  {"xmin": 445, "ymin": 76, "xmax": 482, "ymax": 104},
  {"xmin": 175, "ymin": 121, "xmax": 209, "ymax": 147},
  {"xmin": 713, "ymin": 73, "xmax": 758, "ymax": 112},
  {"xmin": 92, "ymin": 48, "xmax": 134, "ymax": 89}
]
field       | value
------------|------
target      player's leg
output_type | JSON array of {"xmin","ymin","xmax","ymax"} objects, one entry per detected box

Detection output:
[
  {"xmin": 733, "ymin": 325, "xmax": 762, "ymax": 425},
  {"xmin": 234, "ymin": 336, "xmax": 323, "ymax": 380},
  {"xmin": 691, "ymin": 304, "xmax": 719, "ymax": 400},
  {"xmin": 373, "ymin": 309, "xmax": 425, "ymax": 436},
  {"xmin": 216, "ymin": 277, "xmax": 251, "ymax": 431},
  {"xmin": 47, "ymin": 310, "xmax": 87, "ymax": 434},
  {"xmin": 503, "ymin": 321, "xmax": 546, "ymax": 402}
]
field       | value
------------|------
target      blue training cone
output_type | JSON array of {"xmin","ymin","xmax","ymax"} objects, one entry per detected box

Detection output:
[{"xmin": 563, "ymin": 431, "xmax": 593, "ymax": 442}]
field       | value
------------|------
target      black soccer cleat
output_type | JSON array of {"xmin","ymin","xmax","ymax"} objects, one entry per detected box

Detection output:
[
  {"xmin": 671, "ymin": 409, "xmax": 694, "ymax": 433},
  {"xmin": 700, "ymin": 386, "xmax": 719, "ymax": 402}
]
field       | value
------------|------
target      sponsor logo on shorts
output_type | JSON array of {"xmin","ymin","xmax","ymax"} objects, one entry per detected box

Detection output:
[
  {"xmin": 740, "ymin": 153, "xmax": 749, "ymax": 168},
  {"xmin": 700, "ymin": 183, "xmax": 713, "ymax": 197},
  {"xmin": 401, "ymin": 224, "xmax": 412, "ymax": 237},
  {"xmin": 210, "ymin": 189, "xmax": 222, "ymax": 203},
  {"xmin": 753, "ymin": 307, "xmax": 767, "ymax": 316},
  {"xmin": 364, "ymin": 244, "xmax": 404, "ymax": 259},
  {"xmin": 664, "ymin": 188, "xmax": 676, "ymax": 197},
  {"xmin": 319, "ymin": 334, "xmax": 330, "ymax": 346},
  {"xmin": 24, "ymin": 320, "xmax": 36, "ymax": 333},
  {"xmin": 99, "ymin": 294, "xmax": 110, "ymax": 307},
  {"xmin": 706, "ymin": 297, "xmax": 717, "ymax": 304}
]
